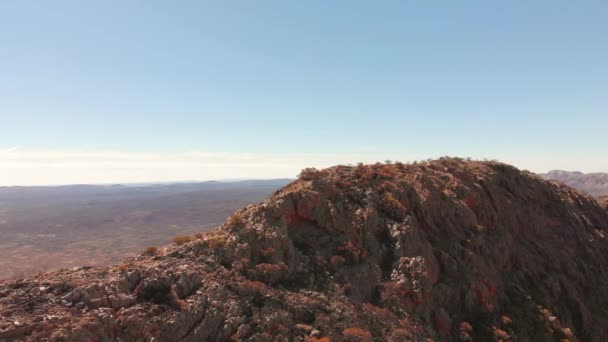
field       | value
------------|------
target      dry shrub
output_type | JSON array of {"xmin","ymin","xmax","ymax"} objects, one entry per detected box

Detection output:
[
  {"xmin": 261, "ymin": 323, "xmax": 289, "ymax": 340},
  {"xmin": 360, "ymin": 169, "xmax": 377, "ymax": 181},
  {"xmin": 136, "ymin": 281, "xmax": 186, "ymax": 311},
  {"xmin": 309, "ymin": 337, "xmax": 331, "ymax": 342},
  {"xmin": 378, "ymin": 180, "xmax": 395, "ymax": 192},
  {"xmin": 337, "ymin": 241, "xmax": 363, "ymax": 264},
  {"xmin": 143, "ymin": 246, "xmax": 158, "ymax": 255},
  {"xmin": 261, "ymin": 247, "xmax": 275, "ymax": 258},
  {"xmin": 335, "ymin": 179, "xmax": 353, "ymax": 189},
  {"xmin": 298, "ymin": 167, "xmax": 321, "ymax": 180},
  {"xmin": 561, "ymin": 328, "xmax": 574, "ymax": 339},
  {"xmin": 539, "ymin": 307, "xmax": 551, "ymax": 317},
  {"xmin": 342, "ymin": 283, "xmax": 353, "ymax": 295},
  {"xmin": 208, "ymin": 233, "xmax": 228, "ymax": 249},
  {"xmin": 382, "ymin": 281, "xmax": 409, "ymax": 300},
  {"xmin": 391, "ymin": 328, "xmax": 412, "ymax": 339},
  {"xmin": 362, "ymin": 303, "xmax": 390, "ymax": 318},
  {"xmin": 343, "ymin": 327, "xmax": 372, "ymax": 339},
  {"xmin": 176, "ymin": 299, "xmax": 189, "ymax": 312},
  {"xmin": 380, "ymin": 192, "xmax": 406, "ymax": 220},
  {"xmin": 330, "ymin": 255, "xmax": 346, "ymax": 268},
  {"xmin": 492, "ymin": 327, "xmax": 509, "ymax": 340},
  {"xmin": 236, "ymin": 280, "xmax": 266, "ymax": 295},
  {"xmin": 354, "ymin": 163, "xmax": 366, "ymax": 175},
  {"xmin": 439, "ymin": 156, "xmax": 465, "ymax": 169},
  {"xmin": 226, "ymin": 213, "xmax": 244, "ymax": 228},
  {"xmin": 459, "ymin": 321, "xmax": 473, "ymax": 332},
  {"xmin": 255, "ymin": 263, "xmax": 287, "ymax": 284},
  {"xmin": 172, "ymin": 235, "xmax": 195, "ymax": 245},
  {"xmin": 376, "ymin": 165, "xmax": 398, "ymax": 178}
]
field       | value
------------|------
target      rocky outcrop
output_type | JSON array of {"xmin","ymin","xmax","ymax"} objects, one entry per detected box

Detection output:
[{"xmin": 2, "ymin": 159, "xmax": 608, "ymax": 341}]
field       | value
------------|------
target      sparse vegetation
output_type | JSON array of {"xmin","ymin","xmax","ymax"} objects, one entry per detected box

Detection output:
[
  {"xmin": 362, "ymin": 303, "xmax": 390, "ymax": 317},
  {"xmin": 136, "ymin": 281, "xmax": 188, "ymax": 311},
  {"xmin": 492, "ymin": 326, "xmax": 510, "ymax": 340},
  {"xmin": 172, "ymin": 235, "xmax": 195, "ymax": 245},
  {"xmin": 330, "ymin": 255, "xmax": 346, "ymax": 268},
  {"xmin": 143, "ymin": 246, "xmax": 159, "ymax": 255},
  {"xmin": 260, "ymin": 247, "xmax": 275, "ymax": 260},
  {"xmin": 382, "ymin": 281, "xmax": 409, "ymax": 300},
  {"xmin": 298, "ymin": 167, "xmax": 321, "ymax": 180},
  {"xmin": 337, "ymin": 241, "xmax": 364, "ymax": 264},
  {"xmin": 500, "ymin": 315, "xmax": 512, "ymax": 325},
  {"xmin": 254, "ymin": 263, "xmax": 286, "ymax": 284},
  {"xmin": 335, "ymin": 179, "xmax": 353, "ymax": 189},
  {"xmin": 309, "ymin": 337, "xmax": 331, "ymax": 342},
  {"xmin": 208, "ymin": 232, "xmax": 229, "ymax": 249},
  {"xmin": 343, "ymin": 327, "xmax": 372, "ymax": 339},
  {"xmin": 380, "ymin": 192, "xmax": 406, "ymax": 220},
  {"xmin": 234, "ymin": 280, "xmax": 266, "ymax": 296},
  {"xmin": 226, "ymin": 213, "xmax": 244, "ymax": 228}
]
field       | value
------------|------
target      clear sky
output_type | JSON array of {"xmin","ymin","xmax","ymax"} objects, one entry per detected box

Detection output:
[{"xmin": 1, "ymin": 1, "xmax": 607, "ymax": 185}]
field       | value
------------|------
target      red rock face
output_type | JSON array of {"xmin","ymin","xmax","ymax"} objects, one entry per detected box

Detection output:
[{"xmin": 2, "ymin": 159, "xmax": 608, "ymax": 341}]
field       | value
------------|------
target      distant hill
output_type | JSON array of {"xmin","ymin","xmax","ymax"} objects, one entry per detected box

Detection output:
[
  {"xmin": 539, "ymin": 170, "xmax": 608, "ymax": 196},
  {"xmin": 0, "ymin": 179, "xmax": 290, "ymax": 279}
]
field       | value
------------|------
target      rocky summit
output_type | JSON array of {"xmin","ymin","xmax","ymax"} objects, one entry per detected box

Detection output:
[{"xmin": 1, "ymin": 159, "xmax": 608, "ymax": 342}]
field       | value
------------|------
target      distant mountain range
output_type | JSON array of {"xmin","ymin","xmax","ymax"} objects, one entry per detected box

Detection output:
[{"xmin": 539, "ymin": 170, "xmax": 608, "ymax": 196}]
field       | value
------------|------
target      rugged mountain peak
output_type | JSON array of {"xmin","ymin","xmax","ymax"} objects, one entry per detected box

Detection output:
[{"xmin": 2, "ymin": 158, "xmax": 608, "ymax": 341}]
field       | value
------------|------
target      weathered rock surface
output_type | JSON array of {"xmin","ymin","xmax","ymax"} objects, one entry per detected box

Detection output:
[{"xmin": 1, "ymin": 159, "xmax": 608, "ymax": 341}]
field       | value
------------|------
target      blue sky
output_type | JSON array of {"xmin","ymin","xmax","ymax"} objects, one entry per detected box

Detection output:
[{"xmin": 1, "ymin": 1, "xmax": 607, "ymax": 185}]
